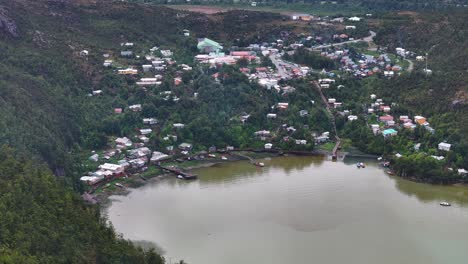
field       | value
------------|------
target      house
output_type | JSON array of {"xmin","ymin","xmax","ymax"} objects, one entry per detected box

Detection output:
[
  {"xmin": 114, "ymin": 108, "xmax": 123, "ymax": 114},
  {"xmin": 173, "ymin": 123, "xmax": 185, "ymax": 129},
  {"xmin": 174, "ymin": 77, "xmax": 182, "ymax": 86},
  {"xmin": 295, "ymin": 140, "xmax": 307, "ymax": 145},
  {"xmin": 399, "ymin": 115, "xmax": 409, "ymax": 122},
  {"xmin": 348, "ymin": 115, "xmax": 358, "ymax": 121},
  {"xmin": 345, "ymin": 25, "xmax": 356, "ymax": 30},
  {"xmin": 139, "ymin": 128, "xmax": 152, "ymax": 135},
  {"xmin": 89, "ymin": 154, "xmax": 99, "ymax": 162},
  {"xmin": 129, "ymin": 104, "xmax": 142, "ymax": 112},
  {"xmin": 150, "ymin": 151, "xmax": 170, "ymax": 163},
  {"xmin": 264, "ymin": 143, "xmax": 273, "ymax": 150},
  {"xmin": 183, "ymin": 29, "xmax": 190, "ymax": 37},
  {"xmin": 254, "ymin": 130, "xmax": 271, "ymax": 137},
  {"xmin": 383, "ymin": 128, "xmax": 398, "ymax": 138},
  {"xmin": 299, "ymin": 110, "xmax": 309, "ymax": 117},
  {"xmin": 115, "ymin": 137, "xmax": 132, "ymax": 147},
  {"xmin": 80, "ymin": 176, "xmax": 104, "ymax": 186},
  {"xmin": 414, "ymin": 143, "xmax": 421, "ymax": 151},
  {"xmin": 328, "ymin": 98, "xmax": 336, "ymax": 104},
  {"xmin": 414, "ymin": 116, "xmax": 428, "ymax": 126},
  {"xmin": 103, "ymin": 60, "xmax": 113, "ymax": 67},
  {"xmin": 370, "ymin": 124, "xmax": 380, "ymax": 135},
  {"xmin": 197, "ymin": 38, "xmax": 223, "ymax": 54},
  {"xmin": 128, "ymin": 158, "xmax": 147, "ymax": 168},
  {"xmin": 142, "ymin": 65, "xmax": 153, "ymax": 72},
  {"xmin": 458, "ymin": 169, "xmax": 467, "ymax": 176},
  {"xmin": 80, "ymin": 50, "xmax": 89, "ymax": 57},
  {"xmin": 179, "ymin": 143, "xmax": 193, "ymax": 151},
  {"xmin": 143, "ymin": 118, "xmax": 158, "ymax": 125},
  {"xmin": 161, "ymin": 50, "xmax": 173, "ymax": 57},
  {"xmin": 379, "ymin": 115, "xmax": 394, "ymax": 123},
  {"xmin": 277, "ymin": 103, "xmax": 289, "ymax": 110},
  {"xmin": 267, "ymin": 113, "xmax": 277, "ymax": 119},
  {"xmin": 98, "ymin": 163, "xmax": 125, "ymax": 175},
  {"xmin": 136, "ymin": 78, "xmax": 160, "ymax": 86},
  {"xmin": 438, "ymin": 142, "xmax": 451, "ymax": 151},
  {"xmin": 348, "ymin": 16, "xmax": 361, "ymax": 21},
  {"xmin": 128, "ymin": 147, "xmax": 151, "ymax": 158},
  {"xmin": 120, "ymin": 51, "xmax": 133, "ymax": 57},
  {"xmin": 118, "ymin": 68, "xmax": 138, "ymax": 75},
  {"xmin": 368, "ymin": 108, "xmax": 374, "ymax": 114},
  {"xmin": 92, "ymin": 90, "xmax": 103, "ymax": 96}
]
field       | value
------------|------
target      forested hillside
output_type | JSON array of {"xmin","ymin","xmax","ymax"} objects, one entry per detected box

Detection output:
[
  {"xmin": 373, "ymin": 11, "xmax": 467, "ymax": 144},
  {"xmin": 0, "ymin": 1, "xmax": 318, "ymax": 260}
]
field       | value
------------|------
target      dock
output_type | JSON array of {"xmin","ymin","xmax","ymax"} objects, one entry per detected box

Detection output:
[
  {"xmin": 158, "ymin": 165, "xmax": 198, "ymax": 180},
  {"xmin": 312, "ymin": 80, "xmax": 341, "ymax": 161}
]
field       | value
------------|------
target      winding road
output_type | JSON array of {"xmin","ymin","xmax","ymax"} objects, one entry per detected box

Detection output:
[{"xmin": 309, "ymin": 30, "xmax": 376, "ymax": 50}]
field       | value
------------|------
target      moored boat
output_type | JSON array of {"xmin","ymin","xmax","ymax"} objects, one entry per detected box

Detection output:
[
  {"xmin": 440, "ymin": 202, "xmax": 451, "ymax": 207},
  {"xmin": 254, "ymin": 162, "xmax": 265, "ymax": 167}
]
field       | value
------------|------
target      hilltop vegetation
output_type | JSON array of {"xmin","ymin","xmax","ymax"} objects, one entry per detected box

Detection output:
[{"xmin": 0, "ymin": 147, "xmax": 164, "ymax": 263}]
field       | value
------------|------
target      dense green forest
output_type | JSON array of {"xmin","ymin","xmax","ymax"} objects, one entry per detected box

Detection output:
[{"xmin": 0, "ymin": 147, "xmax": 164, "ymax": 263}]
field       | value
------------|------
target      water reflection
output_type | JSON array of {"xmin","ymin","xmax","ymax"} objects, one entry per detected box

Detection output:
[
  {"xmin": 197, "ymin": 156, "xmax": 323, "ymax": 186},
  {"xmin": 391, "ymin": 176, "xmax": 468, "ymax": 207},
  {"xmin": 107, "ymin": 156, "xmax": 468, "ymax": 264}
]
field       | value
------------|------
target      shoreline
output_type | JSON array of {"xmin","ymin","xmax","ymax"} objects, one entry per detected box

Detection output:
[
  {"xmin": 94, "ymin": 151, "xmax": 285, "ymax": 205},
  {"xmin": 92, "ymin": 149, "xmax": 465, "ymax": 207}
]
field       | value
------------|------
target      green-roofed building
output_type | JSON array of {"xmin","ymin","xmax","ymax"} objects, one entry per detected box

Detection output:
[
  {"xmin": 383, "ymin": 128, "xmax": 398, "ymax": 138},
  {"xmin": 197, "ymin": 38, "xmax": 223, "ymax": 54}
]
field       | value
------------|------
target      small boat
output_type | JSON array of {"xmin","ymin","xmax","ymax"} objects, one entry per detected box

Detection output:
[
  {"xmin": 221, "ymin": 156, "xmax": 228, "ymax": 160},
  {"xmin": 177, "ymin": 175, "xmax": 184, "ymax": 179},
  {"xmin": 115, "ymin": 183, "xmax": 124, "ymax": 188},
  {"xmin": 356, "ymin": 163, "xmax": 361, "ymax": 168},
  {"xmin": 440, "ymin": 202, "xmax": 451, "ymax": 207},
  {"xmin": 360, "ymin": 162, "xmax": 366, "ymax": 168},
  {"xmin": 254, "ymin": 162, "xmax": 265, "ymax": 167}
]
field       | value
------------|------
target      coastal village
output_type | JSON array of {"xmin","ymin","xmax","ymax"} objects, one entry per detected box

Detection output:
[{"xmin": 79, "ymin": 12, "xmax": 466, "ymax": 196}]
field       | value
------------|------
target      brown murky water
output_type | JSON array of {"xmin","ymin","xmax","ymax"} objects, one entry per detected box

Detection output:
[{"xmin": 106, "ymin": 156, "xmax": 468, "ymax": 264}]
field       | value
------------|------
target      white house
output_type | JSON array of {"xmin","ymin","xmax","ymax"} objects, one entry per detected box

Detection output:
[
  {"xmin": 438, "ymin": 142, "xmax": 451, "ymax": 151},
  {"xmin": 348, "ymin": 115, "xmax": 358, "ymax": 121},
  {"xmin": 140, "ymin": 128, "xmax": 152, "ymax": 135},
  {"xmin": 348, "ymin": 16, "xmax": 361, "ymax": 21},
  {"xmin": 264, "ymin": 143, "xmax": 273, "ymax": 150},
  {"xmin": 267, "ymin": 113, "xmax": 277, "ymax": 119}
]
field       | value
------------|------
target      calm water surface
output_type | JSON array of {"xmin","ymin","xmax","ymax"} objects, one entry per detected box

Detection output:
[{"xmin": 106, "ymin": 156, "xmax": 468, "ymax": 264}]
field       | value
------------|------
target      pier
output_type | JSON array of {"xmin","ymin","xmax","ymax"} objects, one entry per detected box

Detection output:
[
  {"xmin": 158, "ymin": 165, "xmax": 198, "ymax": 180},
  {"xmin": 312, "ymin": 80, "xmax": 341, "ymax": 161}
]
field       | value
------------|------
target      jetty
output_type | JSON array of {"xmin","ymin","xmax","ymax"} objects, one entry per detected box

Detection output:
[
  {"xmin": 312, "ymin": 80, "xmax": 341, "ymax": 160},
  {"xmin": 157, "ymin": 165, "xmax": 198, "ymax": 180}
]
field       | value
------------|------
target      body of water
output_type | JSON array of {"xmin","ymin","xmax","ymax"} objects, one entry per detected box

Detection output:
[{"xmin": 106, "ymin": 156, "xmax": 468, "ymax": 264}]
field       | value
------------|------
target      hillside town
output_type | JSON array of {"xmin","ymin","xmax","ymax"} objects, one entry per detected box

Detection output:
[{"xmin": 79, "ymin": 14, "xmax": 465, "ymax": 190}]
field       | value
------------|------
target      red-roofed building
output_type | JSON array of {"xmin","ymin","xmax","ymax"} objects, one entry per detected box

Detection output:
[
  {"xmin": 379, "ymin": 115, "xmax": 394, "ymax": 122},
  {"xmin": 256, "ymin": 67, "xmax": 268, "ymax": 72},
  {"xmin": 114, "ymin": 108, "xmax": 123, "ymax": 114},
  {"xmin": 231, "ymin": 51, "xmax": 251, "ymax": 57}
]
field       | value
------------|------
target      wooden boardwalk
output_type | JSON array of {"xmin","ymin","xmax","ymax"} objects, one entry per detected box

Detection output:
[
  {"xmin": 312, "ymin": 80, "xmax": 341, "ymax": 160},
  {"xmin": 158, "ymin": 165, "xmax": 198, "ymax": 180}
]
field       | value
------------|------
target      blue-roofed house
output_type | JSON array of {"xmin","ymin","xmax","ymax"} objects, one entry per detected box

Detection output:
[{"xmin": 383, "ymin": 128, "xmax": 398, "ymax": 138}]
